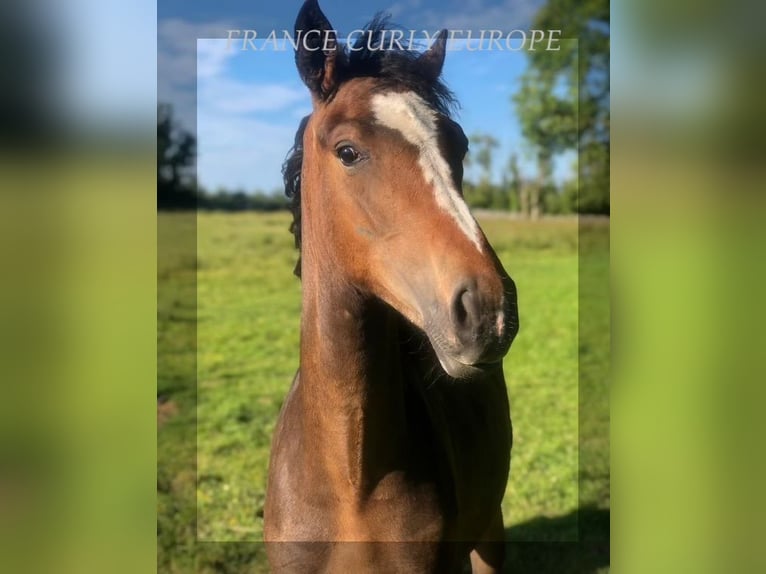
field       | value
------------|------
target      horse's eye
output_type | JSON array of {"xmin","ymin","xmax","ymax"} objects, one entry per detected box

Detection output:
[{"xmin": 336, "ymin": 145, "xmax": 361, "ymax": 166}]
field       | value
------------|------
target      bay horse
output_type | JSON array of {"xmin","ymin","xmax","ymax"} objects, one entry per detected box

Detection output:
[{"xmin": 264, "ymin": 2, "xmax": 518, "ymax": 572}]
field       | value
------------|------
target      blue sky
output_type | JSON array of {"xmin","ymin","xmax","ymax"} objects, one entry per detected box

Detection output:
[
  {"xmin": 156, "ymin": 0, "xmax": 580, "ymax": 193},
  {"xmin": 159, "ymin": 0, "xmax": 544, "ymax": 34},
  {"xmin": 195, "ymin": 38, "xmax": 576, "ymax": 192}
]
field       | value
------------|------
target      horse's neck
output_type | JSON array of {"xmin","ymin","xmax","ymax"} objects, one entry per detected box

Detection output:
[{"xmin": 299, "ymin": 276, "xmax": 410, "ymax": 494}]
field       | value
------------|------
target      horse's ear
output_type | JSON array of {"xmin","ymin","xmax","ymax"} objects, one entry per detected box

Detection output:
[
  {"xmin": 419, "ymin": 29, "xmax": 448, "ymax": 82},
  {"xmin": 294, "ymin": 0, "xmax": 343, "ymax": 99}
]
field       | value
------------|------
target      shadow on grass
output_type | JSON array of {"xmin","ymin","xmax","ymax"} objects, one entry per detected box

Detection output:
[
  {"xmin": 503, "ymin": 505, "xmax": 610, "ymax": 573},
  {"xmin": 189, "ymin": 506, "xmax": 609, "ymax": 574}
]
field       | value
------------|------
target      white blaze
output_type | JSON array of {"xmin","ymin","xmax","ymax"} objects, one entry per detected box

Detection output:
[{"xmin": 370, "ymin": 91, "xmax": 483, "ymax": 252}]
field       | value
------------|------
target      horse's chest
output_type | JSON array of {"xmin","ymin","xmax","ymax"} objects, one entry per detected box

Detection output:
[
  {"xmin": 292, "ymin": 484, "xmax": 462, "ymax": 573},
  {"xmin": 292, "ymin": 466, "xmax": 452, "ymax": 541},
  {"xmin": 354, "ymin": 475, "xmax": 450, "ymax": 540}
]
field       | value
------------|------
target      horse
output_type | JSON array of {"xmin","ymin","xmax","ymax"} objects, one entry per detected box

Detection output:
[{"xmin": 264, "ymin": 2, "xmax": 518, "ymax": 572}]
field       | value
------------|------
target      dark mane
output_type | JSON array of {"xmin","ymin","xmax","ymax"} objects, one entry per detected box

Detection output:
[{"xmin": 282, "ymin": 15, "xmax": 458, "ymax": 278}]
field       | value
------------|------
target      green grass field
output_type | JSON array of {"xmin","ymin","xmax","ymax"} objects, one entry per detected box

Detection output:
[{"xmin": 158, "ymin": 211, "xmax": 609, "ymax": 573}]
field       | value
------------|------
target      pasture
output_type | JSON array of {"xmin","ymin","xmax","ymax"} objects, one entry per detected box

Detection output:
[{"xmin": 158, "ymin": 211, "xmax": 609, "ymax": 572}]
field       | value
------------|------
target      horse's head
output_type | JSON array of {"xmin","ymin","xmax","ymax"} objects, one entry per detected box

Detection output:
[{"xmin": 287, "ymin": 0, "xmax": 518, "ymax": 380}]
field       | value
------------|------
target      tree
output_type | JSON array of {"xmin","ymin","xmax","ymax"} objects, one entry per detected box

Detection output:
[
  {"xmin": 513, "ymin": 72, "xmax": 575, "ymax": 218},
  {"xmin": 505, "ymin": 153, "xmax": 522, "ymax": 212},
  {"xmin": 513, "ymin": 0, "xmax": 609, "ymax": 214},
  {"xmin": 469, "ymin": 134, "xmax": 500, "ymax": 184},
  {"xmin": 465, "ymin": 133, "xmax": 507, "ymax": 210},
  {"xmin": 158, "ymin": 103, "xmax": 197, "ymax": 209}
]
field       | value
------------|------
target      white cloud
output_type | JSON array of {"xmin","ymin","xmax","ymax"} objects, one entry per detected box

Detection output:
[
  {"xmin": 159, "ymin": 19, "xmax": 236, "ymax": 129},
  {"xmin": 199, "ymin": 79, "xmax": 306, "ymax": 115},
  {"xmin": 196, "ymin": 39, "xmax": 241, "ymax": 80},
  {"xmin": 194, "ymin": 38, "xmax": 310, "ymax": 191},
  {"xmin": 159, "ymin": 19, "xmax": 235, "ymax": 90},
  {"xmin": 157, "ymin": 21, "xmax": 310, "ymax": 191},
  {"xmin": 196, "ymin": 115, "xmax": 297, "ymax": 192}
]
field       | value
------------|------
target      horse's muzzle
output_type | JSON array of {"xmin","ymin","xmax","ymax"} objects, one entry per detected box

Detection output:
[{"xmin": 428, "ymin": 275, "xmax": 518, "ymax": 380}]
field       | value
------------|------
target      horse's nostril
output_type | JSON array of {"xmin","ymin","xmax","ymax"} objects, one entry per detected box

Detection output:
[
  {"xmin": 452, "ymin": 289, "xmax": 469, "ymax": 327},
  {"xmin": 450, "ymin": 285, "xmax": 480, "ymax": 336},
  {"xmin": 447, "ymin": 284, "xmax": 512, "ymax": 365}
]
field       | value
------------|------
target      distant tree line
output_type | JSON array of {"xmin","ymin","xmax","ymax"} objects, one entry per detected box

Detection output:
[
  {"xmin": 196, "ymin": 189, "xmax": 289, "ymax": 211},
  {"xmin": 158, "ymin": 101, "xmax": 581, "ymax": 216},
  {"xmin": 461, "ymin": 133, "xmax": 579, "ymax": 217},
  {"xmin": 157, "ymin": 103, "xmax": 289, "ymax": 211}
]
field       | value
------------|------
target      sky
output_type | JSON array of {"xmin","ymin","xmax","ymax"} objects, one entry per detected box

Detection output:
[
  {"xmin": 158, "ymin": 0, "xmax": 544, "ymax": 35},
  {"xmin": 180, "ymin": 0, "xmax": 576, "ymax": 193},
  {"xmin": 194, "ymin": 37, "xmax": 576, "ymax": 193}
]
